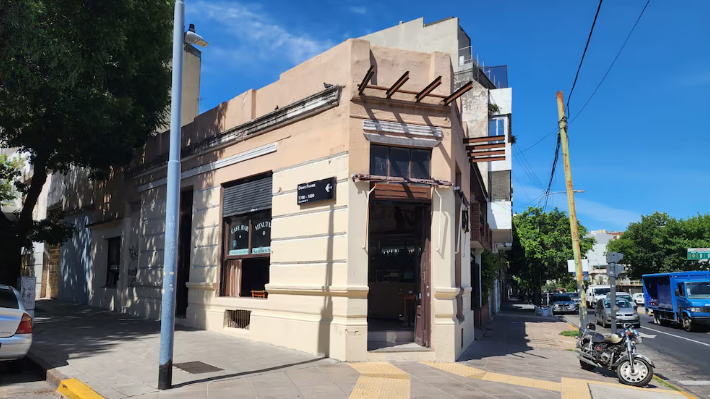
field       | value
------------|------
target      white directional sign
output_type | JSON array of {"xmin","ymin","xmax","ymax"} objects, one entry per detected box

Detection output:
[{"xmin": 567, "ymin": 259, "xmax": 589, "ymax": 273}]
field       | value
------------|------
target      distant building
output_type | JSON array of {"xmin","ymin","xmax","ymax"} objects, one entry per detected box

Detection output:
[{"xmin": 585, "ymin": 230, "xmax": 640, "ymax": 292}]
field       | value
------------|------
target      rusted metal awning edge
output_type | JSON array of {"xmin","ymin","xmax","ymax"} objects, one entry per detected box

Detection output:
[{"xmin": 351, "ymin": 173, "xmax": 452, "ymax": 187}]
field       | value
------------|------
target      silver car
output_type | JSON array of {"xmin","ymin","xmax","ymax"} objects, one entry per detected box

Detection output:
[
  {"xmin": 551, "ymin": 294, "xmax": 578, "ymax": 314},
  {"xmin": 596, "ymin": 298, "xmax": 640, "ymax": 328},
  {"xmin": 0, "ymin": 284, "xmax": 33, "ymax": 368}
]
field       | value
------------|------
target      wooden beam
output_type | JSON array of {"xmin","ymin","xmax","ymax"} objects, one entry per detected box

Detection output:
[
  {"xmin": 416, "ymin": 76, "xmax": 442, "ymax": 102},
  {"xmin": 361, "ymin": 84, "xmax": 448, "ymax": 98},
  {"xmin": 470, "ymin": 156, "xmax": 506, "ymax": 163},
  {"xmin": 441, "ymin": 81, "xmax": 473, "ymax": 106},
  {"xmin": 463, "ymin": 135, "xmax": 506, "ymax": 144},
  {"xmin": 386, "ymin": 71, "xmax": 410, "ymax": 99},
  {"xmin": 357, "ymin": 65, "xmax": 374, "ymax": 95},
  {"xmin": 468, "ymin": 149, "xmax": 506, "ymax": 157},
  {"xmin": 465, "ymin": 142, "xmax": 506, "ymax": 151}
]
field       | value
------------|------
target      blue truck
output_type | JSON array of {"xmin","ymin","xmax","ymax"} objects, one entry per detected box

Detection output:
[{"xmin": 642, "ymin": 271, "xmax": 710, "ymax": 332}]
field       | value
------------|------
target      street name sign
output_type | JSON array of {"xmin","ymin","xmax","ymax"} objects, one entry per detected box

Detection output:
[
  {"xmin": 687, "ymin": 248, "xmax": 710, "ymax": 260},
  {"xmin": 297, "ymin": 177, "xmax": 336, "ymax": 205}
]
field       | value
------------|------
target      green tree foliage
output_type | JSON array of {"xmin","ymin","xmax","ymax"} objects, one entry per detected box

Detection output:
[
  {"xmin": 0, "ymin": 153, "xmax": 24, "ymax": 205},
  {"xmin": 508, "ymin": 207, "xmax": 595, "ymax": 303},
  {"xmin": 480, "ymin": 251, "xmax": 507, "ymax": 306},
  {"xmin": 606, "ymin": 212, "xmax": 710, "ymax": 279},
  {"xmin": 0, "ymin": 0, "xmax": 174, "ymax": 284}
]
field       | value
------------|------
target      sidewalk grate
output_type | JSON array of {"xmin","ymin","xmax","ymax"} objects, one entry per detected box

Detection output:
[{"xmin": 173, "ymin": 361, "xmax": 223, "ymax": 374}]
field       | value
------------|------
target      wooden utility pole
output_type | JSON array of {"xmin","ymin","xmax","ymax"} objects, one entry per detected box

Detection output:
[{"xmin": 556, "ymin": 91, "xmax": 586, "ymax": 333}]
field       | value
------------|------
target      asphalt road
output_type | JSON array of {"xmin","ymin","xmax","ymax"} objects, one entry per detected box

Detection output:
[
  {"xmin": 0, "ymin": 360, "xmax": 60, "ymax": 399},
  {"xmin": 563, "ymin": 306, "xmax": 710, "ymax": 398}
]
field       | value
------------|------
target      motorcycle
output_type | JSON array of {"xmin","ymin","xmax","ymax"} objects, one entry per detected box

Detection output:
[{"xmin": 576, "ymin": 322, "xmax": 655, "ymax": 387}]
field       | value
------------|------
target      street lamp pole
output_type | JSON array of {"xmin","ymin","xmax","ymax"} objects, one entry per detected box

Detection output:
[{"xmin": 158, "ymin": 0, "xmax": 185, "ymax": 390}]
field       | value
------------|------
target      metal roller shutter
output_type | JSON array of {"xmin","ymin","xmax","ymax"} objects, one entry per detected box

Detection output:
[{"xmin": 223, "ymin": 174, "xmax": 273, "ymax": 217}]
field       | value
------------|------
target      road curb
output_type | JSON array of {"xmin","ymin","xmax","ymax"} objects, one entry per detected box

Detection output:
[
  {"xmin": 57, "ymin": 378, "xmax": 105, "ymax": 399},
  {"xmin": 652, "ymin": 376, "xmax": 700, "ymax": 399},
  {"xmin": 26, "ymin": 352, "xmax": 106, "ymax": 399}
]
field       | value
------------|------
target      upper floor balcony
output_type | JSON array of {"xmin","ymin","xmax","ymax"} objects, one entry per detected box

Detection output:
[{"xmin": 456, "ymin": 47, "xmax": 508, "ymax": 90}]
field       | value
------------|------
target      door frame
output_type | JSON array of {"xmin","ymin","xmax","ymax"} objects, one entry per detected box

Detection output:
[{"xmin": 415, "ymin": 204, "xmax": 432, "ymax": 347}]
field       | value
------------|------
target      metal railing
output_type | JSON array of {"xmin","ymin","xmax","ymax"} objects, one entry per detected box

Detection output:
[{"xmin": 456, "ymin": 46, "xmax": 508, "ymax": 89}]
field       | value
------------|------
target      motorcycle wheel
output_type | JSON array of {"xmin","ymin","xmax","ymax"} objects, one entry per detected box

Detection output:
[
  {"xmin": 616, "ymin": 358, "xmax": 653, "ymax": 387},
  {"xmin": 579, "ymin": 360, "xmax": 595, "ymax": 371}
]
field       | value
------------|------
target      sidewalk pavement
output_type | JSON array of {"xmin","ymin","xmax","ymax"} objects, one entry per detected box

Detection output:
[{"xmin": 28, "ymin": 299, "xmax": 691, "ymax": 399}]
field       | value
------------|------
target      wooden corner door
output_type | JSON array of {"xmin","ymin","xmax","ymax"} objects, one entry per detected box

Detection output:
[{"xmin": 415, "ymin": 205, "xmax": 431, "ymax": 347}]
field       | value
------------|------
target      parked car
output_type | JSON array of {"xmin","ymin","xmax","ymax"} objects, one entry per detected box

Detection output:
[
  {"xmin": 0, "ymin": 284, "xmax": 33, "ymax": 369},
  {"xmin": 567, "ymin": 292, "xmax": 582, "ymax": 306},
  {"xmin": 632, "ymin": 293, "xmax": 645, "ymax": 306},
  {"xmin": 606, "ymin": 292, "xmax": 633, "ymax": 303},
  {"xmin": 585, "ymin": 285, "xmax": 611, "ymax": 307},
  {"xmin": 551, "ymin": 294, "xmax": 578, "ymax": 314},
  {"xmin": 596, "ymin": 298, "xmax": 640, "ymax": 328}
]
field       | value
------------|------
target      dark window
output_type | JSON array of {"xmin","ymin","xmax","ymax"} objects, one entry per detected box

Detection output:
[
  {"xmin": 106, "ymin": 237, "xmax": 121, "ymax": 288},
  {"xmin": 225, "ymin": 210, "xmax": 272, "ymax": 258},
  {"xmin": 370, "ymin": 145, "xmax": 389, "ymax": 176},
  {"xmin": 411, "ymin": 150, "xmax": 431, "ymax": 179},
  {"xmin": 677, "ymin": 283, "xmax": 685, "ymax": 297},
  {"xmin": 240, "ymin": 258, "xmax": 270, "ymax": 297},
  {"xmin": 491, "ymin": 170, "xmax": 511, "ymax": 201},
  {"xmin": 250, "ymin": 211, "xmax": 272, "ymax": 254},
  {"xmin": 227, "ymin": 215, "xmax": 250, "ymax": 256},
  {"xmin": 389, "ymin": 147, "xmax": 410, "ymax": 178},
  {"xmin": 0, "ymin": 288, "xmax": 19, "ymax": 309},
  {"xmin": 369, "ymin": 145, "xmax": 431, "ymax": 179}
]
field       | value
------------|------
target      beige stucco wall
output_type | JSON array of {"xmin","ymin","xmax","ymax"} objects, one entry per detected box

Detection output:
[{"xmin": 54, "ymin": 38, "xmax": 478, "ymax": 362}]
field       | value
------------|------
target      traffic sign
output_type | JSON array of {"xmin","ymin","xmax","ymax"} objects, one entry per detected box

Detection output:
[
  {"xmin": 297, "ymin": 177, "xmax": 336, "ymax": 205},
  {"xmin": 687, "ymin": 248, "xmax": 710, "ymax": 260}
]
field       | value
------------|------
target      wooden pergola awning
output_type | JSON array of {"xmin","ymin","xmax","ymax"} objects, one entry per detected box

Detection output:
[
  {"xmin": 357, "ymin": 65, "xmax": 472, "ymax": 106},
  {"xmin": 464, "ymin": 136, "xmax": 507, "ymax": 163},
  {"xmin": 351, "ymin": 173, "xmax": 452, "ymax": 187}
]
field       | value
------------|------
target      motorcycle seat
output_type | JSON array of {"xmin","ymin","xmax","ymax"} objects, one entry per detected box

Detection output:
[
  {"xmin": 591, "ymin": 333, "xmax": 606, "ymax": 343},
  {"xmin": 604, "ymin": 333, "xmax": 624, "ymax": 344}
]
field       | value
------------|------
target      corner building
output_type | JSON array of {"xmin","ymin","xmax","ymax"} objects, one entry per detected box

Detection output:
[{"xmin": 50, "ymin": 39, "xmax": 493, "ymax": 362}]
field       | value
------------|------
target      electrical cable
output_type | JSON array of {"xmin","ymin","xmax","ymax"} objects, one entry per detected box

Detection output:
[
  {"xmin": 567, "ymin": 0, "xmax": 604, "ymax": 116},
  {"xmin": 570, "ymin": 0, "xmax": 652, "ymax": 124}
]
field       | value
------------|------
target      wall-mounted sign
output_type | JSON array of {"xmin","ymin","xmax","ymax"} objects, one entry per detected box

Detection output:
[{"xmin": 297, "ymin": 177, "xmax": 336, "ymax": 205}]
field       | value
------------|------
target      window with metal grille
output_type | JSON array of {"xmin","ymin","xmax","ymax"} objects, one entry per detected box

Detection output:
[
  {"xmin": 490, "ymin": 170, "xmax": 511, "ymax": 201},
  {"xmin": 225, "ymin": 309, "xmax": 251, "ymax": 329}
]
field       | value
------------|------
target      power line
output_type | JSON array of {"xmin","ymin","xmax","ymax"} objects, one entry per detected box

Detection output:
[
  {"xmin": 566, "ymin": 0, "xmax": 604, "ymax": 116},
  {"xmin": 542, "ymin": 134, "xmax": 562, "ymax": 211},
  {"xmin": 570, "ymin": 0, "xmax": 652, "ymax": 124},
  {"xmin": 518, "ymin": 126, "xmax": 559, "ymax": 154},
  {"xmin": 514, "ymin": 145, "xmax": 546, "ymax": 192},
  {"xmin": 511, "ymin": 170, "xmax": 533, "ymax": 204}
]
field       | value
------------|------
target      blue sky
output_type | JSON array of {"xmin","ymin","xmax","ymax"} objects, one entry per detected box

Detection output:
[{"xmin": 186, "ymin": 0, "xmax": 710, "ymax": 232}]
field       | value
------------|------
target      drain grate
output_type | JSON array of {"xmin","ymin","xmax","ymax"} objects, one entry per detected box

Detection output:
[{"xmin": 173, "ymin": 361, "xmax": 223, "ymax": 374}]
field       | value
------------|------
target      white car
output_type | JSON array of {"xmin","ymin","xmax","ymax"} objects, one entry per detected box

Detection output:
[
  {"xmin": 0, "ymin": 284, "xmax": 33, "ymax": 369},
  {"xmin": 632, "ymin": 292, "xmax": 645, "ymax": 306}
]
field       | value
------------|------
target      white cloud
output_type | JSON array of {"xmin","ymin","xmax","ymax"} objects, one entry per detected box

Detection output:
[
  {"xmin": 573, "ymin": 198, "xmax": 640, "ymax": 231},
  {"xmin": 348, "ymin": 6, "xmax": 367, "ymax": 15},
  {"xmin": 190, "ymin": 1, "xmax": 334, "ymax": 65}
]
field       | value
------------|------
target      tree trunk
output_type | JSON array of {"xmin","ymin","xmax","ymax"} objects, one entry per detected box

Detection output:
[
  {"xmin": 0, "ymin": 239, "xmax": 23, "ymax": 287},
  {"xmin": 0, "ymin": 154, "xmax": 50, "ymax": 286}
]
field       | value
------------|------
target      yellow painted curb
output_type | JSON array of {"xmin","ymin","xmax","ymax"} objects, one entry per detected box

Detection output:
[
  {"xmin": 57, "ymin": 378, "xmax": 105, "ymax": 399},
  {"xmin": 652, "ymin": 376, "xmax": 700, "ymax": 399}
]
